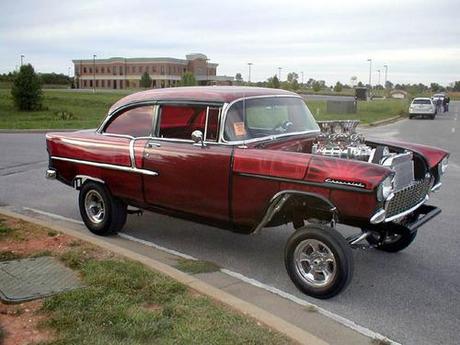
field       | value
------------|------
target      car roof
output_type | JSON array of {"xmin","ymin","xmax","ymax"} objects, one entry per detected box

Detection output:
[
  {"xmin": 412, "ymin": 97, "xmax": 432, "ymax": 101},
  {"xmin": 108, "ymin": 86, "xmax": 298, "ymax": 114}
]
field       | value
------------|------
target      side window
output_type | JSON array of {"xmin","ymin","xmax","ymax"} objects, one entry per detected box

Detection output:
[
  {"xmin": 157, "ymin": 105, "xmax": 221, "ymax": 141},
  {"xmin": 105, "ymin": 106, "xmax": 154, "ymax": 137}
]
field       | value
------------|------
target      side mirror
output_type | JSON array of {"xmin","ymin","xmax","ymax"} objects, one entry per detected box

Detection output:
[{"xmin": 191, "ymin": 130, "xmax": 205, "ymax": 147}]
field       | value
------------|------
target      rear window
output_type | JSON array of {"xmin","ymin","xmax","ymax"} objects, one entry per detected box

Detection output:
[{"xmin": 412, "ymin": 99, "xmax": 431, "ymax": 105}]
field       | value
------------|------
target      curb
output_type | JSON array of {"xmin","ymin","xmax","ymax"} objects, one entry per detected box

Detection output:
[
  {"xmin": 0, "ymin": 208, "xmax": 328, "ymax": 345},
  {"xmin": 360, "ymin": 115, "xmax": 405, "ymax": 128}
]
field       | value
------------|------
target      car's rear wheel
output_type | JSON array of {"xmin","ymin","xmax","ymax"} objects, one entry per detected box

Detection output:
[
  {"xmin": 79, "ymin": 181, "xmax": 127, "ymax": 235},
  {"xmin": 284, "ymin": 225, "xmax": 353, "ymax": 299}
]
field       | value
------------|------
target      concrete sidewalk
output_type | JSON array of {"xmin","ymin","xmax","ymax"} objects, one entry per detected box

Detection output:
[{"xmin": 0, "ymin": 206, "xmax": 386, "ymax": 345}]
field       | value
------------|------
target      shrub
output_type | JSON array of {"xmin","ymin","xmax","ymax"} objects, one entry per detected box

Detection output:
[{"xmin": 11, "ymin": 64, "xmax": 43, "ymax": 111}]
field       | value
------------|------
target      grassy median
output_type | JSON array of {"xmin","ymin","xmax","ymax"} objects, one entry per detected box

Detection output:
[
  {"xmin": 0, "ymin": 88, "xmax": 410, "ymax": 129},
  {"xmin": 306, "ymin": 98, "xmax": 409, "ymax": 124},
  {"xmin": 0, "ymin": 217, "xmax": 292, "ymax": 345}
]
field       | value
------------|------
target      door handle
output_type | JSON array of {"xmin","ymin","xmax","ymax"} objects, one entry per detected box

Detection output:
[{"xmin": 147, "ymin": 142, "xmax": 161, "ymax": 148}]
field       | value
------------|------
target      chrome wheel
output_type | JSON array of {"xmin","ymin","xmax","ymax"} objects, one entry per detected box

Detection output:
[
  {"xmin": 294, "ymin": 239, "xmax": 337, "ymax": 288},
  {"xmin": 84, "ymin": 190, "xmax": 105, "ymax": 224}
]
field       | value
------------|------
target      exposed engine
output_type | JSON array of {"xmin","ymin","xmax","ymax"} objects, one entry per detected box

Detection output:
[
  {"xmin": 312, "ymin": 121, "xmax": 415, "ymax": 190},
  {"xmin": 312, "ymin": 120, "xmax": 374, "ymax": 162}
]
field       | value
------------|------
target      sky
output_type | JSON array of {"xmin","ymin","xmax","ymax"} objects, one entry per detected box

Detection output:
[{"xmin": 1, "ymin": 0, "xmax": 459, "ymax": 85}]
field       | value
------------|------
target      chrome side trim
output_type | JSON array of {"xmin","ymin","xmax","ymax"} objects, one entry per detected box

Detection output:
[
  {"xmin": 384, "ymin": 195, "xmax": 429, "ymax": 223},
  {"xmin": 51, "ymin": 156, "xmax": 158, "ymax": 176}
]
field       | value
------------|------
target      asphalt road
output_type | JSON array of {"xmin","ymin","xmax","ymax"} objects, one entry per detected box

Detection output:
[{"xmin": 1, "ymin": 103, "xmax": 459, "ymax": 345}]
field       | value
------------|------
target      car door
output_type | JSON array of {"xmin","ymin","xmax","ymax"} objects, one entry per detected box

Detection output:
[{"xmin": 142, "ymin": 103, "xmax": 232, "ymax": 224}]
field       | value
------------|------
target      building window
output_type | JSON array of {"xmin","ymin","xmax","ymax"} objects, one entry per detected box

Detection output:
[
  {"xmin": 96, "ymin": 80, "xmax": 99, "ymax": 87},
  {"xmin": 95, "ymin": 68, "xmax": 98, "ymax": 73},
  {"xmin": 113, "ymin": 66, "xmax": 117, "ymax": 75},
  {"xmin": 161, "ymin": 65, "xmax": 164, "ymax": 75},
  {"xmin": 89, "ymin": 80, "xmax": 93, "ymax": 87},
  {"xmin": 153, "ymin": 65, "xmax": 157, "ymax": 72},
  {"xmin": 89, "ymin": 67, "xmax": 92, "ymax": 73},
  {"xmin": 101, "ymin": 67, "xmax": 105, "ymax": 73},
  {"xmin": 119, "ymin": 67, "xmax": 123, "ymax": 76},
  {"xmin": 101, "ymin": 80, "xmax": 105, "ymax": 87},
  {"xmin": 83, "ymin": 67, "xmax": 87, "ymax": 73},
  {"xmin": 107, "ymin": 67, "xmax": 111, "ymax": 73},
  {"xmin": 138, "ymin": 66, "xmax": 142, "ymax": 73}
]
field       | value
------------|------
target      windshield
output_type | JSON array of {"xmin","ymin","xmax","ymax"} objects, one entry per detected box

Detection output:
[
  {"xmin": 413, "ymin": 99, "xmax": 432, "ymax": 105},
  {"xmin": 223, "ymin": 97, "xmax": 319, "ymax": 142}
]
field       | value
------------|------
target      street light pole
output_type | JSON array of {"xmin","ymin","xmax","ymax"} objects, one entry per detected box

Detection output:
[
  {"xmin": 278, "ymin": 67, "xmax": 282, "ymax": 80},
  {"xmin": 301, "ymin": 71, "xmax": 304, "ymax": 86},
  {"xmin": 377, "ymin": 69, "xmax": 381, "ymax": 86},
  {"xmin": 247, "ymin": 62, "xmax": 253, "ymax": 84},
  {"xmin": 20, "ymin": 55, "xmax": 24, "ymax": 66},
  {"xmin": 383, "ymin": 64, "xmax": 388, "ymax": 88},
  {"xmin": 93, "ymin": 54, "xmax": 96, "ymax": 92},
  {"xmin": 367, "ymin": 58, "xmax": 372, "ymax": 88}
]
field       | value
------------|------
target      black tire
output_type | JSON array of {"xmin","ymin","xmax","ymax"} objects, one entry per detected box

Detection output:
[
  {"xmin": 409, "ymin": 115, "xmax": 413, "ymax": 119},
  {"xmin": 284, "ymin": 225, "xmax": 353, "ymax": 299},
  {"xmin": 430, "ymin": 114, "xmax": 435, "ymax": 120},
  {"xmin": 78, "ymin": 181, "xmax": 127, "ymax": 235},
  {"xmin": 368, "ymin": 230, "xmax": 418, "ymax": 253}
]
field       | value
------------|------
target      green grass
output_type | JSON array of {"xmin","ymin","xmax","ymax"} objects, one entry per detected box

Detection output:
[
  {"xmin": 175, "ymin": 258, "xmax": 220, "ymax": 274},
  {"xmin": 41, "ymin": 259, "xmax": 291, "ymax": 345},
  {"xmin": 0, "ymin": 219, "xmax": 12, "ymax": 235},
  {"xmin": 306, "ymin": 99, "xmax": 409, "ymax": 124},
  {"xmin": 0, "ymin": 89, "xmax": 131, "ymax": 129}
]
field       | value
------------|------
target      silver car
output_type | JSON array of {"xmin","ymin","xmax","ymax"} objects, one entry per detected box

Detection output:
[{"xmin": 409, "ymin": 97, "xmax": 436, "ymax": 120}]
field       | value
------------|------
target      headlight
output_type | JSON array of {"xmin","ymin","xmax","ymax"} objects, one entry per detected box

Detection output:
[
  {"xmin": 377, "ymin": 175, "xmax": 394, "ymax": 201},
  {"xmin": 439, "ymin": 156, "xmax": 448, "ymax": 175}
]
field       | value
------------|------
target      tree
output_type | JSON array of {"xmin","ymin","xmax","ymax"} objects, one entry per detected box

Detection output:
[
  {"xmin": 286, "ymin": 72, "xmax": 299, "ymax": 90},
  {"xmin": 11, "ymin": 64, "xmax": 42, "ymax": 111},
  {"xmin": 385, "ymin": 80, "xmax": 394, "ymax": 89},
  {"xmin": 453, "ymin": 81, "xmax": 460, "ymax": 92},
  {"xmin": 333, "ymin": 81, "xmax": 343, "ymax": 92},
  {"xmin": 180, "ymin": 72, "xmax": 197, "ymax": 86},
  {"xmin": 140, "ymin": 72, "xmax": 152, "ymax": 88},
  {"xmin": 267, "ymin": 75, "xmax": 280, "ymax": 89},
  {"xmin": 357, "ymin": 81, "xmax": 364, "ymax": 87},
  {"xmin": 312, "ymin": 81, "xmax": 321, "ymax": 92},
  {"xmin": 235, "ymin": 73, "xmax": 243, "ymax": 84},
  {"xmin": 430, "ymin": 83, "xmax": 440, "ymax": 92}
]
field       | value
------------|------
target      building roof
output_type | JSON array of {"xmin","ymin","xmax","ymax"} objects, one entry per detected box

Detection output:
[
  {"xmin": 72, "ymin": 54, "xmax": 218, "ymax": 67},
  {"xmin": 109, "ymin": 86, "xmax": 299, "ymax": 113}
]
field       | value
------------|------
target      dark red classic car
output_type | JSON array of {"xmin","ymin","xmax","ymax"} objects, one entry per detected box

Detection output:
[{"xmin": 46, "ymin": 86, "xmax": 449, "ymax": 298}]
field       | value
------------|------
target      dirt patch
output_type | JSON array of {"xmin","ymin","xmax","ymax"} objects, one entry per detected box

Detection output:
[{"xmin": 0, "ymin": 300, "xmax": 53, "ymax": 345}]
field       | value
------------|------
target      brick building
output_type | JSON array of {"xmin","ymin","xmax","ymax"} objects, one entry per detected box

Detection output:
[{"xmin": 73, "ymin": 53, "xmax": 233, "ymax": 89}]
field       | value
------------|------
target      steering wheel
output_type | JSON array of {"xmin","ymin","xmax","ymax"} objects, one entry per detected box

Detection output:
[{"xmin": 273, "ymin": 120, "xmax": 294, "ymax": 133}]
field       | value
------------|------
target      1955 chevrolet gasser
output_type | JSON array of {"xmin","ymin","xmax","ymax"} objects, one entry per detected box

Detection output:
[{"xmin": 46, "ymin": 87, "xmax": 449, "ymax": 298}]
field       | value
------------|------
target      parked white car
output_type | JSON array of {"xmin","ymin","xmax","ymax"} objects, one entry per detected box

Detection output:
[{"xmin": 409, "ymin": 98, "xmax": 436, "ymax": 120}]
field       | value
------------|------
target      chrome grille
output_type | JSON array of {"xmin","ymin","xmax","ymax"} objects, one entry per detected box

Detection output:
[{"xmin": 385, "ymin": 178, "xmax": 431, "ymax": 218}]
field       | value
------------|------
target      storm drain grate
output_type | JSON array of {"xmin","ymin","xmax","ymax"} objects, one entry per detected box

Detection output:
[{"xmin": 0, "ymin": 256, "xmax": 83, "ymax": 303}]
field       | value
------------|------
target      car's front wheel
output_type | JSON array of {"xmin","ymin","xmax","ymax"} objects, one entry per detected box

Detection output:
[
  {"xmin": 284, "ymin": 225, "xmax": 354, "ymax": 299},
  {"xmin": 367, "ymin": 229, "xmax": 418, "ymax": 252},
  {"xmin": 78, "ymin": 181, "xmax": 127, "ymax": 236}
]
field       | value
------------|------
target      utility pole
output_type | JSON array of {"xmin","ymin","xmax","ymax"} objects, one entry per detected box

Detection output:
[
  {"xmin": 301, "ymin": 71, "xmax": 304, "ymax": 85},
  {"xmin": 377, "ymin": 69, "xmax": 381, "ymax": 86},
  {"xmin": 367, "ymin": 58, "xmax": 372, "ymax": 88},
  {"xmin": 20, "ymin": 54, "xmax": 24, "ymax": 66},
  {"xmin": 383, "ymin": 64, "xmax": 388, "ymax": 88},
  {"xmin": 93, "ymin": 54, "xmax": 96, "ymax": 92},
  {"xmin": 247, "ymin": 62, "xmax": 253, "ymax": 84},
  {"xmin": 278, "ymin": 67, "xmax": 282, "ymax": 80}
]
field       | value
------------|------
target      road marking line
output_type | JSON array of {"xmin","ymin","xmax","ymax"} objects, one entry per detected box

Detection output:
[
  {"xmin": 19, "ymin": 207, "xmax": 399, "ymax": 345},
  {"xmin": 118, "ymin": 233, "xmax": 197, "ymax": 260}
]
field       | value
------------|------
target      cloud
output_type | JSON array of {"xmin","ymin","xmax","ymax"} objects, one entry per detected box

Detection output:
[{"xmin": 1, "ymin": 0, "xmax": 459, "ymax": 85}]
